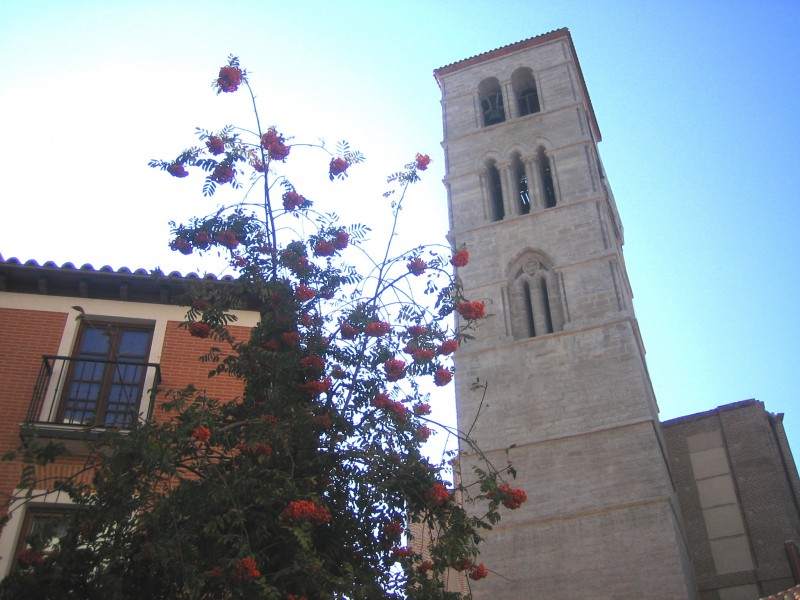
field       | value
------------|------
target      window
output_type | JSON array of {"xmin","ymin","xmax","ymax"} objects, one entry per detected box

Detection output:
[
  {"xmin": 478, "ymin": 78, "xmax": 505, "ymax": 126},
  {"xmin": 12, "ymin": 507, "xmax": 72, "ymax": 569},
  {"xmin": 486, "ymin": 161, "xmax": 504, "ymax": 221},
  {"xmin": 537, "ymin": 147, "xmax": 557, "ymax": 208},
  {"xmin": 512, "ymin": 68, "xmax": 540, "ymax": 117},
  {"xmin": 507, "ymin": 253, "xmax": 563, "ymax": 339},
  {"xmin": 58, "ymin": 321, "xmax": 154, "ymax": 427},
  {"xmin": 512, "ymin": 153, "xmax": 530, "ymax": 215}
]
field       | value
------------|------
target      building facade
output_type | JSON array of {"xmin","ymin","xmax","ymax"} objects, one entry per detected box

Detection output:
[
  {"xmin": 0, "ymin": 256, "xmax": 260, "ymax": 577},
  {"xmin": 434, "ymin": 29, "xmax": 697, "ymax": 598},
  {"xmin": 663, "ymin": 400, "xmax": 800, "ymax": 599}
]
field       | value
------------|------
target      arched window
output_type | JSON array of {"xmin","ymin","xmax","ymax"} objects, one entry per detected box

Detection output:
[
  {"xmin": 486, "ymin": 161, "xmax": 504, "ymax": 221},
  {"xmin": 507, "ymin": 253, "xmax": 563, "ymax": 339},
  {"xmin": 511, "ymin": 68, "xmax": 540, "ymax": 117},
  {"xmin": 522, "ymin": 281, "xmax": 536, "ymax": 337},
  {"xmin": 539, "ymin": 278, "xmax": 554, "ymax": 334},
  {"xmin": 512, "ymin": 153, "xmax": 530, "ymax": 215},
  {"xmin": 478, "ymin": 78, "xmax": 505, "ymax": 127},
  {"xmin": 537, "ymin": 147, "xmax": 557, "ymax": 208}
]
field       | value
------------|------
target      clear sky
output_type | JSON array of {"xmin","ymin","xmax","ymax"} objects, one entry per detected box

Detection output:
[{"xmin": 2, "ymin": 1, "xmax": 799, "ymax": 456}]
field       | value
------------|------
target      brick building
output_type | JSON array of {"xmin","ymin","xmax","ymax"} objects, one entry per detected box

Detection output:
[
  {"xmin": 664, "ymin": 401, "xmax": 800, "ymax": 599},
  {"xmin": 0, "ymin": 255, "xmax": 260, "ymax": 577}
]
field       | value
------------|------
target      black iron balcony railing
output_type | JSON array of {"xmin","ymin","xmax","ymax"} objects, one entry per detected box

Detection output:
[{"xmin": 27, "ymin": 355, "xmax": 161, "ymax": 429}]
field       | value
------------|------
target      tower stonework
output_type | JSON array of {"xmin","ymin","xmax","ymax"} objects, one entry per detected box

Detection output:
[{"xmin": 434, "ymin": 29, "xmax": 697, "ymax": 598}]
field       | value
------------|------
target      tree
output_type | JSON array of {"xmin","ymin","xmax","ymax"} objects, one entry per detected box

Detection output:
[{"xmin": 1, "ymin": 57, "xmax": 526, "ymax": 599}]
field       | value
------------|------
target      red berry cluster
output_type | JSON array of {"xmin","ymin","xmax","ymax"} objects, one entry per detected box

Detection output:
[
  {"xmin": 488, "ymin": 484, "xmax": 528, "ymax": 510},
  {"xmin": 406, "ymin": 257, "xmax": 427, "ymax": 276},
  {"xmin": 215, "ymin": 230, "xmax": 239, "ymax": 249},
  {"xmin": 206, "ymin": 136, "xmax": 224, "ymax": 155},
  {"xmin": 231, "ymin": 556, "xmax": 261, "ymax": 581},
  {"xmin": 365, "ymin": 321, "xmax": 390, "ymax": 337},
  {"xmin": 170, "ymin": 237, "xmax": 192, "ymax": 255},
  {"xmin": 382, "ymin": 520, "xmax": 403, "ymax": 541},
  {"xmin": 282, "ymin": 191, "xmax": 305, "ymax": 211},
  {"xmin": 415, "ymin": 153, "xmax": 431, "ymax": 171},
  {"xmin": 438, "ymin": 339, "xmax": 458, "ymax": 355},
  {"xmin": 434, "ymin": 368, "xmax": 452, "ymax": 387},
  {"xmin": 17, "ymin": 549, "xmax": 45, "ymax": 567},
  {"xmin": 167, "ymin": 163, "xmax": 188, "ymax": 178},
  {"xmin": 217, "ymin": 66, "xmax": 243, "ymax": 93},
  {"xmin": 281, "ymin": 500, "xmax": 331, "ymax": 526},
  {"xmin": 329, "ymin": 157, "xmax": 349, "ymax": 177},
  {"xmin": 192, "ymin": 425, "xmax": 211, "ymax": 442},
  {"xmin": 340, "ymin": 323, "xmax": 361, "ymax": 339},
  {"xmin": 195, "ymin": 231, "xmax": 212, "ymax": 248},
  {"xmin": 456, "ymin": 301, "xmax": 486, "ymax": 321},
  {"xmin": 415, "ymin": 425, "xmax": 432, "ymax": 441},
  {"xmin": 383, "ymin": 359, "xmax": 406, "ymax": 382},
  {"xmin": 211, "ymin": 163, "xmax": 234, "ymax": 184},
  {"xmin": 391, "ymin": 546, "xmax": 413, "ymax": 560},
  {"xmin": 294, "ymin": 285, "xmax": 316, "ymax": 302},
  {"xmin": 313, "ymin": 240, "xmax": 335, "ymax": 257},
  {"xmin": 188, "ymin": 322, "xmax": 212, "ymax": 339},
  {"xmin": 281, "ymin": 331, "xmax": 301, "ymax": 346},
  {"xmin": 237, "ymin": 442, "xmax": 271, "ymax": 457},
  {"xmin": 370, "ymin": 393, "xmax": 409, "ymax": 420},
  {"xmin": 299, "ymin": 355, "xmax": 325, "ymax": 374},
  {"xmin": 416, "ymin": 560, "xmax": 433, "ymax": 574},
  {"xmin": 261, "ymin": 130, "xmax": 290, "ymax": 161},
  {"xmin": 413, "ymin": 403, "xmax": 431, "ymax": 416},
  {"xmin": 333, "ymin": 230, "xmax": 349, "ymax": 249},
  {"xmin": 411, "ymin": 348, "xmax": 434, "ymax": 364},
  {"xmin": 468, "ymin": 563, "xmax": 489, "ymax": 580},
  {"xmin": 313, "ymin": 412, "xmax": 333, "ymax": 429},
  {"xmin": 450, "ymin": 248, "xmax": 469, "ymax": 267},
  {"xmin": 297, "ymin": 377, "xmax": 331, "ymax": 398},
  {"xmin": 425, "ymin": 483, "xmax": 450, "ymax": 507}
]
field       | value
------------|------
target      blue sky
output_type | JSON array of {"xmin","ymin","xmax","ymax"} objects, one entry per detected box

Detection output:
[{"xmin": 2, "ymin": 1, "xmax": 799, "ymax": 455}]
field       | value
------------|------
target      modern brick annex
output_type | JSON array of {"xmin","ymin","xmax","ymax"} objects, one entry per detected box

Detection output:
[
  {"xmin": 663, "ymin": 401, "xmax": 800, "ymax": 600},
  {"xmin": 435, "ymin": 28, "xmax": 799, "ymax": 599}
]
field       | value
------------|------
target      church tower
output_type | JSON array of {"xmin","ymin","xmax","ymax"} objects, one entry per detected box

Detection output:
[{"xmin": 434, "ymin": 29, "xmax": 697, "ymax": 598}]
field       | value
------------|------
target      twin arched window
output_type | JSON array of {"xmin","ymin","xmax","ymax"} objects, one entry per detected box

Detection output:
[
  {"xmin": 478, "ymin": 69, "xmax": 540, "ymax": 128},
  {"xmin": 507, "ymin": 253, "xmax": 563, "ymax": 339}
]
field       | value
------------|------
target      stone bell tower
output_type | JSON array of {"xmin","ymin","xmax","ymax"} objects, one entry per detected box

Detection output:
[{"xmin": 434, "ymin": 29, "xmax": 696, "ymax": 598}]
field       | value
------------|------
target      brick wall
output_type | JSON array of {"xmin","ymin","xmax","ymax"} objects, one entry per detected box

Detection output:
[
  {"xmin": 664, "ymin": 401, "xmax": 800, "ymax": 599},
  {"xmin": 154, "ymin": 320, "xmax": 251, "ymax": 422},
  {"xmin": 0, "ymin": 308, "xmax": 68, "ymax": 504},
  {"xmin": 0, "ymin": 309, "xmax": 251, "ymax": 506}
]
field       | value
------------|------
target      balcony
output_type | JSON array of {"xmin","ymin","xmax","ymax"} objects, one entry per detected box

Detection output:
[{"xmin": 22, "ymin": 355, "xmax": 161, "ymax": 446}]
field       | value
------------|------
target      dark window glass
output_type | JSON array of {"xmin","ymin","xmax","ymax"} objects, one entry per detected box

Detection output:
[{"xmin": 60, "ymin": 323, "xmax": 152, "ymax": 427}]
